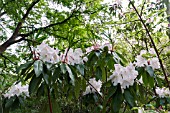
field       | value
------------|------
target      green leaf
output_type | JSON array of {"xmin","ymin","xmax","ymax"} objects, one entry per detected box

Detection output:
[
  {"xmin": 18, "ymin": 96, "xmax": 24, "ymax": 106},
  {"xmin": 5, "ymin": 96, "xmax": 16, "ymax": 108},
  {"xmin": 76, "ymin": 64, "xmax": 84, "ymax": 75},
  {"xmin": 95, "ymin": 67, "xmax": 102, "ymax": 80},
  {"xmin": 124, "ymin": 89, "xmax": 135, "ymax": 108},
  {"xmin": 16, "ymin": 61, "xmax": 33, "ymax": 74},
  {"xmin": 106, "ymin": 85, "xmax": 117, "ymax": 100},
  {"xmin": 45, "ymin": 62, "xmax": 53, "ymax": 70},
  {"xmin": 29, "ymin": 75, "xmax": 42, "ymax": 95},
  {"xmin": 37, "ymin": 82, "xmax": 45, "ymax": 96},
  {"xmin": 34, "ymin": 60, "xmax": 43, "ymax": 77},
  {"xmin": 52, "ymin": 67, "xmax": 60, "ymax": 83},
  {"xmin": 146, "ymin": 66, "xmax": 154, "ymax": 77},
  {"xmin": 74, "ymin": 79, "xmax": 81, "ymax": 99},
  {"xmin": 115, "ymin": 52, "xmax": 128, "ymax": 64},
  {"xmin": 101, "ymin": 67, "xmax": 106, "ymax": 82},
  {"xmin": 111, "ymin": 87, "xmax": 123, "ymax": 113},
  {"xmin": 142, "ymin": 71, "xmax": 149, "ymax": 86},
  {"xmin": 42, "ymin": 73, "xmax": 49, "ymax": 85},
  {"xmin": 148, "ymin": 76, "xmax": 154, "ymax": 88},
  {"xmin": 24, "ymin": 70, "xmax": 34, "ymax": 81},
  {"xmin": 60, "ymin": 63, "xmax": 67, "ymax": 74},
  {"xmin": 66, "ymin": 65, "xmax": 75, "ymax": 85}
]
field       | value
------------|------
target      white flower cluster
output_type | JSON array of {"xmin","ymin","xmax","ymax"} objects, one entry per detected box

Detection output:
[
  {"xmin": 135, "ymin": 48, "xmax": 160, "ymax": 69},
  {"xmin": 35, "ymin": 42, "xmax": 114, "ymax": 65},
  {"xmin": 35, "ymin": 42, "xmax": 87, "ymax": 65},
  {"xmin": 155, "ymin": 87, "xmax": 170, "ymax": 98},
  {"xmin": 83, "ymin": 78, "xmax": 102, "ymax": 95},
  {"xmin": 109, "ymin": 63, "xmax": 138, "ymax": 92},
  {"xmin": 60, "ymin": 48, "xmax": 85, "ymax": 65},
  {"xmin": 3, "ymin": 82, "xmax": 29, "ymax": 98},
  {"xmin": 36, "ymin": 42, "xmax": 60, "ymax": 64}
]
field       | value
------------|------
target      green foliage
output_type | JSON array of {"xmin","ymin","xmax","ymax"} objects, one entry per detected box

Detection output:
[{"xmin": 1, "ymin": 0, "xmax": 170, "ymax": 112}]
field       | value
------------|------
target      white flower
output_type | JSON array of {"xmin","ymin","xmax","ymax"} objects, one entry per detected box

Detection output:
[
  {"xmin": 3, "ymin": 83, "xmax": 29, "ymax": 98},
  {"xmin": 149, "ymin": 58, "xmax": 160, "ymax": 69},
  {"xmin": 113, "ymin": 0, "xmax": 122, "ymax": 6},
  {"xmin": 140, "ymin": 50, "xmax": 147, "ymax": 55},
  {"xmin": 109, "ymin": 72, "xmax": 123, "ymax": 86},
  {"xmin": 114, "ymin": 64, "xmax": 123, "ymax": 74},
  {"xmin": 109, "ymin": 63, "xmax": 138, "ymax": 92},
  {"xmin": 86, "ymin": 46, "xmax": 93, "ymax": 53},
  {"xmin": 83, "ymin": 78, "xmax": 102, "ymax": 95},
  {"xmin": 135, "ymin": 55, "xmax": 148, "ymax": 67},
  {"xmin": 36, "ymin": 42, "xmax": 60, "ymax": 64},
  {"xmin": 134, "ymin": 49, "xmax": 160, "ymax": 70},
  {"xmin": 61, "ymin": 48, "xmax": 84, "ymax": 65},
  {"xmin": 155, "ymin": 87, "xmax": 170, "ymax": 98}
]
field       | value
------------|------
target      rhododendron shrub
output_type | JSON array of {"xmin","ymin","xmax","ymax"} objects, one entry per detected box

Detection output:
[{"xmin": 2, "ymin": 41, "xmax": 165, "ymax": 113}]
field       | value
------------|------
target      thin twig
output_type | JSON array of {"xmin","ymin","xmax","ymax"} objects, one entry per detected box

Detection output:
[
  {"xmin": 140, "ymin": 0, "xmax": 146, "ymax": 16},
  {"xmin": 129, "ymin": 0, "xmax": 170, "ymax": 89},
  {"xmin": 1, "ymin": 54, "xmax": 17, "ymax": 65},
  {"xmin": 48, "ymin": 88, "xmax": 53, "ymax": 113}
]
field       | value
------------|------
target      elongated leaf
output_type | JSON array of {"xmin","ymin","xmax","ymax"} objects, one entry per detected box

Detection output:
[
  {"xmin": 5, "ymin": 96, "xmax": 16, "ymax": 108},
  {"xmin": 42, "ymin": 73, "xmax": 49, "ymax": 85},
  {"xmin": 60, "ymin": 63, "xmax": 67, "ymax": 74},
  {"xmin": 146, "ymin": 66, "xmax": 154, "ymax": 77},
  {"xmin": 101, "ymin": 67, "xmax": 106, "ymax": 82},
  {"xmin": 18, "ymin": 97, "xmax": 24, "ymax": 106},
  {"xmin": 24, "ymin": 69, "xmax": 34, "ymax": 81},
  {"xmin": 115, "ymin": 52, "xmax": 128, "ymax": 64},
  {"xmin": 74, "ymin": 79, "xmax": 81, "ymax": 99},
  {"xmin": 29, "ymin": 75, "xmax": 42, "ymax": 95},
  {"xmin": 76, "ymin": 64, "xmax": 84, "ymax": 75},
  {"xmin": 66, "ymin": 65, "xmax": 75, "ymax": 85},
  {"xmin": 106, "ymin": 85, "xmax": 117, "ymax": 100},
  {"xmin": 95, "ymin": 67, "xmax": 102, "ymax": 80},
  {"xmin": 34, "ymin": 60, "xmax": 43, "ymax": 77},
  {"xmin": 37, "ymin": 82, "xmax": 45, "ymax": 96},
  {"xmin": 148, "ymin": 76, "xmax": 154, "ymax": 88},
  {"xmin": 124, "ymin": 89, "xmax": 135, "ymax": 108},
  {"xmin": 111, "ymin": 87, "xmax": 123, "ymax": 113},
  {"xmin": 142, "ymin": 71, "xmax": 148, "ymax": 86},
  {"xmin": 16, "ymin": 61, "xmax": 33, "ymax": 74}
]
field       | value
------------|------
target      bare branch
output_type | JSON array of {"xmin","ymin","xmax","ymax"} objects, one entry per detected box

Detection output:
[
  {"xmin": 0, "ymin": 0, "xmax": 40, "ymax": 54},
  {"xmin": 18, "ymin": 11, "xmax": 76, "ymax": 38},
  {"xmin": 129, "ymin": 0, "xmax": 170, "ymax": 89},
  {"xmin": 1, "ymin": 54, "xmax": 17, "ymax": 65}
]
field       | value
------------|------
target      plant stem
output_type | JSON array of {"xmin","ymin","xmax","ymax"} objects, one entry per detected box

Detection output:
[
  {"xmin": 48, "ymin": 88, "xmax": 53, "ymax": 113},
  {"xmin": 129, "ymin": 0, "xmax": 170, "ymax": 89}
]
